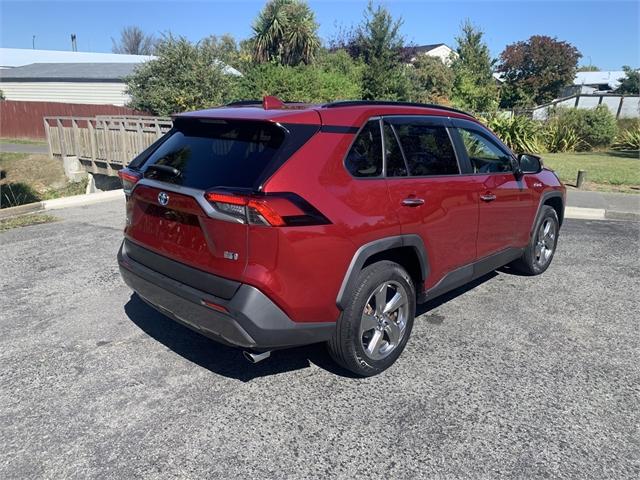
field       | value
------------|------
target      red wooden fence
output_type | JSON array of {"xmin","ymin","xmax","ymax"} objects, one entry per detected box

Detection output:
[{"xmin": 0, "ymin": 100, "xmax": 148, "ymax": 139}]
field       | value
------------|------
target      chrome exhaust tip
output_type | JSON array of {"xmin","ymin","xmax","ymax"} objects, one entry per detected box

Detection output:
[{"xmin": 243, "ymin": 350, "xmax": 271, "ymax": 364}]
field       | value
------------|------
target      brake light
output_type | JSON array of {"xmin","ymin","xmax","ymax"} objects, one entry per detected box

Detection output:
[
  {"xmin": 204, "ymin": 191, "xmax": 330, "ymax": 227},
  {"xmin": 117, "ymin": 168, "xmax": 142, "ymax": 195}
]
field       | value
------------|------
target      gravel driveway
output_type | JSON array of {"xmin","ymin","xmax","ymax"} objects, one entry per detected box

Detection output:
[{"xmin": 1, "ymin": 199, "xmax": 638, "ymax": 479}]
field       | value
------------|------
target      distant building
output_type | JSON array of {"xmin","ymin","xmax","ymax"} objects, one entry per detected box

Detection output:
[
  {"xmin": 0, "ymin": 47, "xmax": 241, "ymax": 106},
  {"xmin": 559, "ymin": 70, "xmax": 627, "ymax": 97},
  {"xmin": 0, "ymin": 62, "xmax": 142, "ymax": 106},
  {"xmin": 0, "ymin": 47, "xmax": 153, "ymax": 69},
  {"xmin": 403, "ymin": 43, "xmax": 457, "ymax": 65}
]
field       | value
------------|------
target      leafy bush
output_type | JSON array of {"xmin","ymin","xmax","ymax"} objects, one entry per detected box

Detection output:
[
  {"xmin": 548, "ymin": 105, "xmax": 617, "ymax": 151},
  {"xmin": 612, "ymin": 127, "xmax": 640, "ymax": 151},
  {"xmin": 406, "ymin": 55, "xmax": 453, "ymax": 104},
  {"xmin": 482, "ymin": 114, "xmax": 542, "ymax": 153},
  {"xmin": 126, "ymin": 35, "xmax": 237, "ymax": 115},
  {"xmin": 542, "ymin": 119, "xmax": 584, "ymax": 153},
  {"xmin": 238, "ymin": 50, "xmax": 362, "ymax": 102}
]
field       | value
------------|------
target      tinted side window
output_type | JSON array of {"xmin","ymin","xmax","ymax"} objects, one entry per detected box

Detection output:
[
  {"xmin": 458, "ymin": 129, "xmax": 513, "ymax": 173},
  {"xmin": 383, "ymin": 123, "xmax": 407, "ymax": 177},
  {"xmin": 345, "ymin": 120, "xmax": 382, "ymax": 177},
  {"xmin": 392, "ymin": 123, "xmax": 459, "ymax": 176}
]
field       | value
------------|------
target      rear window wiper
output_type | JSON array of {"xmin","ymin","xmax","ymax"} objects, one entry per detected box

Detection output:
[{"xmin": 144, "ymin": 164, "xmax": 182, "ymax": 179}]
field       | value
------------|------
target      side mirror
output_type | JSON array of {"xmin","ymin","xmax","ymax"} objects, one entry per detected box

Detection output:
[{"xmin": 517, "ymin": 153, "xmax": 543, "ymax": 174}]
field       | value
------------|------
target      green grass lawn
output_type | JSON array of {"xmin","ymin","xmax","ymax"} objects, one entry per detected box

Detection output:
[
  {"xmin": 0, "ymin": 137, "xmax": 47, "ymax": 145},
  {"xmin": 542, "ymin": 151, "xmax": 639, "ymax": 191}
]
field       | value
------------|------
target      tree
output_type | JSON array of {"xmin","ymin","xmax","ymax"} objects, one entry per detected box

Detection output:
[
  {"xmin": 202, "ymin": 34, "xmax": 241, "ymax": 69},
  {"xmin": 251, "ymin": 0, "xmax": 320, "ymax": 66},
  {"xmin": 112, "ymin": 26, "xmax": 155, "ymax": 55},
  {"xmin": 615, "ymin": 65, "xmax": 639, "ymax": 94},
  {"xmin": 125, "ymin": 35, "xmax": 237, "ymax": 115},
  {"xmin": 498, "ymin": 35, "xmax": 581, "ymax": 107},
  {"xmin": 238, "ymin": 49, "xmax": 363, "ymax": 102},
  {"xmin": 577, "ymin": 65, "xmax": 600, "ymax": 72},
  {"xmin": 406, "ymin": 55, "xmax": 454, "ymax": 104},
  {"xmin": 451, "ymin": 21, "xmax": 498, "ymax": 112},
  {"xmin": 353, "ymin": 2, "xmax": 409, "ymax": 100}
]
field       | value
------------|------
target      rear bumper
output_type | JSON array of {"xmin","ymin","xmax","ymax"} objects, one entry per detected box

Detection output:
[{"xmin": 118, "ymin": 240, "xmax": 335, "ymax": 350}]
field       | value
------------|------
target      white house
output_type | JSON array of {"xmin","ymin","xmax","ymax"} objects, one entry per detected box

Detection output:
[
  {"xmin": 0, "ymin": 62, "xmax": 142, "ymax": 105},
  {"xmin": 0, "ymin": 47, "xmax": 154, "ymax": 69},
  {"xmin": 0, "ymin": 47, "xmax": 241, "ymax": 106},
  {"xmin": 404, "ymin": 43, "xmax": 457, "ymax": 65}
]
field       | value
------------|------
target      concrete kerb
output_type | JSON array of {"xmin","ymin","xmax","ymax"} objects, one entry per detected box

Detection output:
[{"xmin": 0, "ymin": 189, "xmax": 124, "ymax": 219}]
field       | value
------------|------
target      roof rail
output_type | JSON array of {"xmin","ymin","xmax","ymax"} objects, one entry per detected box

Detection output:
[
  {"xmin": 225, "ymin": 100, "xmax": 262, "ymax": 107},
  {"xmin": 321, "ymin": 100, "xmax": 474, "ymax": 118}
]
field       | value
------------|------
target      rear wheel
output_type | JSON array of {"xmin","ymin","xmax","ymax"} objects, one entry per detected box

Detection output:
[
  {"xmin": 512, "ymin": 205, "xmax": 559, "ymax": 275},
  {"xmin": 328, "ymin": 261, "xmax": 415, "ymax": 376}
]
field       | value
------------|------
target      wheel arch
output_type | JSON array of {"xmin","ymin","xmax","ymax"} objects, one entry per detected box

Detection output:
[
  {"xmin": 532, "ymin": 190, "xmax": 565, "ymax": 235},
  {"xmin": 336, "ymin": 235, "xmax": 428, "ymax": 310}
]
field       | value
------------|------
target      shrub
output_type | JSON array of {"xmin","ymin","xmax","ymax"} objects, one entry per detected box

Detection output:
[
  {"xmin": 548, "ymin": 105, "xmax": 617, "ymax": 150},
  {"xmin": 612, "ymin": 127, "xmax": 640, "ymax": 151},
  {"xmin": 543, "ymin": 119, "xmax": 584, "ymax": 153},
  {"xmin": 482, "ymin": 114, "xmax": 542, "ymax": 153},
  {"xmin": 125, "ymin": 35, "xmax": 237, "ymax": 115},
  {"xmin": 237, "ymin": 50, "xmax": 363, "ymax": 102}
]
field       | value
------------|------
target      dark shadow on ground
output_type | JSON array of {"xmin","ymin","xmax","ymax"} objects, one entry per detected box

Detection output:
[
  {"xmin": 416, "ymin": 271, "xmax": 498, "ymax": 317},
  {"xmin": 607, "ymin": 150, "xmax": 639, "ymax": 159},
  {"xmin": 125, "ymin": 272, "xmax": 502, "ymax": 381},
  {"xmin": 124, "ymin": 293, "xmax": 355, "ymax": 381}
]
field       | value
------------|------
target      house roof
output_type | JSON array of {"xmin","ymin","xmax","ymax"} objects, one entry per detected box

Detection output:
[
  {"xmin": 574, "ymin": 71, "xmax": 626, "ymax": 89},
  {"xmin": 411, "ymin": 43, "xmax": 448, "ymax": 53},
  {"xmin": 0, "ymin": 63, "xmax": 139, "ymax": 82},
  {"xmin": 0, "ymin": 47, "xmax": 153, "ymax": 68}
]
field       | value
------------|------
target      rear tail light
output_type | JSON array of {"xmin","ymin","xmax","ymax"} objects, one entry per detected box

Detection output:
[
  {"xmin": 117, "ymin": 168, "xmax": 142, "ymax": 195},
  {"xmin": 204, "ymin": 191, "xmax": 330, "ymax": 227}
]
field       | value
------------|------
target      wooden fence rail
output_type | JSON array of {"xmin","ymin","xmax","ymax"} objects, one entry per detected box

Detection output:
[{"xmin": 44, "ymin": 115, "xmax": 172, "ymax": 176}]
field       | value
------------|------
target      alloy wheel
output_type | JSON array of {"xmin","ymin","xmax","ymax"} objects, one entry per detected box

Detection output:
[
  {"xmin": 359, "ymin": 281, "xmax": 409, "ymax": 361},
  {"xmin": 534, "ymin": 218, "xmax": 556, "ymax": 268}
]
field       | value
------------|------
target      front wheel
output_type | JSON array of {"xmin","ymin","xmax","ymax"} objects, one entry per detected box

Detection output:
[
  {"xmin": 328, "ymin": 261, "xmax": 416, "ymax": 376},
  {"xmin": 512, "ymin": 205, "xmax": 560, "ymax": 275}
]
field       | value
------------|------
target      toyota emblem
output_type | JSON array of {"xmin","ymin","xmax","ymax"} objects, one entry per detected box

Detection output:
[{"xmin": 158, "ymin": 191, "xmax": 169, "ymax": 206}]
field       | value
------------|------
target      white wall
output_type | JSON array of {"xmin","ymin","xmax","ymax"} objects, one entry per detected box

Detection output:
[
  {"xmin": 0, "ymin": 81, "xmax": 130, "ymax": 106},
  {"xmin": 425, "ymin": 45, "xmax": 456, "ymax": 65}
]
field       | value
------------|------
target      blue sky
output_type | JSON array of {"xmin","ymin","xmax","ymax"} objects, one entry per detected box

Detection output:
[{"xmin": 1, "ymin": 0, "xmax": 638, "ymax": 69}]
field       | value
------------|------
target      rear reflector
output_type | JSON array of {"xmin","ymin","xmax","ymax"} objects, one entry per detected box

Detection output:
[
  {"xmin": 201, "ymin": 300, "xmax": 229, "ymax": 313},
  {"xmin": 117, "ymin": 168, "xmax": 142, "ymax": 195},
  {"xmin": 204, "ymin": 191, "xmax": 330, "ymax": 227}
]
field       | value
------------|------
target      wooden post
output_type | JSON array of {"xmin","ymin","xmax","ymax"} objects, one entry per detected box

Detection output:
[
  {"xmin": 119, "ymin": 121, "xmax": 127, "ymax": 170},
  {"xmin": 72, "ymin": 118, "xmax": 81, "ymax": 158},
  {"xmin": 88, "ymin": 119, "xmax": 98, "ymax": 174},
  {"xmin": 44, "ymin": 118, "xmax": 53, "ymax": 159},
  {"xmin": 577, "ymin": 170, "xmax": 587, "ymax": 189},
  {"xmin": 56, "ymin": 118, "xmax": 67, "ymax": 159},
  {"xmin": 616, "ymin": 96, "xmax": 624, "ymax": 120}
]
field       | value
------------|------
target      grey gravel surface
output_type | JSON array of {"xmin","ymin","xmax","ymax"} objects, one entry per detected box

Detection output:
[{"xmin": 1, "ymin": 199, "xmax": 639, "ymax": 479}]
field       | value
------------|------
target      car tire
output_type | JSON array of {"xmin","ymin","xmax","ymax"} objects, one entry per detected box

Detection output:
[
  {"xmin": 328, "ymin": 261, "xmax": 416, "ymax": 376},
  {"xmin": 511, "ymin": 205, "xmax": 560, "ymax": 276}
]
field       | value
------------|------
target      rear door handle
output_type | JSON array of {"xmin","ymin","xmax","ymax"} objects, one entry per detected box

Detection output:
[
  {"xmin": 480, "ymin": 193, "xmax": 497, "ymax": 202},
  {"xmin": 401, "ymin": 197, "xmax": 425, "ymax": 207}
]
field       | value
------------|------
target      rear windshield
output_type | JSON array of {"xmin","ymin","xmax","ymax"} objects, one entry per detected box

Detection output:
[{"xmin": 140, "ymin": 119, "xmax": 287, "ymax": 190}]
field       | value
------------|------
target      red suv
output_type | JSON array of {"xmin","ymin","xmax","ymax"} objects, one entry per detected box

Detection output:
[{"xmin": 118, "ymin": 98, "xmax": 565, "ymax": 376}]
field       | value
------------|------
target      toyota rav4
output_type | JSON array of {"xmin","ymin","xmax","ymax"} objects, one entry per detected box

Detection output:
[{"xmin": 117, "ymin": 97, "xmax": 565, "ymax": 376}]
